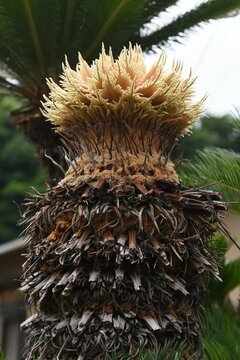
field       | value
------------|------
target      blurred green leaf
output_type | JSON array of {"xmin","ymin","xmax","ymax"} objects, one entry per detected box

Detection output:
[
  {"xmin": 0, "ymin": 97, "xmax": 45, "ymax": 243},
  {"xmin": 201, "ymin": 305, "xmax": 240, "ymax": 359},
  {"xmin": 179, "ymin": 147, "xmax": 240, "ymax": 213}
]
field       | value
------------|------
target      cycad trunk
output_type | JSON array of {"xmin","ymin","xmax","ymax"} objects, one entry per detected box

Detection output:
[
  {"xmin": 21, "ymin": 45, "xmax": 228, "ymax": 359},
  {"xmin": 12, "ymin": 109, "xmax": 66, "ymax": 185}
]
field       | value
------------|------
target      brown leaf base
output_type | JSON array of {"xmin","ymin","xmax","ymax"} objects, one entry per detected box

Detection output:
[{"xmin": 20, "ymin": 178, "xmax": 227, "ymax": 359}]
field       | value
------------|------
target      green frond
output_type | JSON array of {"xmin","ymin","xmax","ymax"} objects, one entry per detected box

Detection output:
[
  {"xmin": 138, "ymin": 0, "xmax": 240, "ymax": 51},
  {"xmin": 138, "ymin": 1, "xmax": 177, "ymax": 24},
  {"xmin": 0, "ymin": 0, "xmax": 239, "ymax": 106},
  {"xmin": 233, "ymin": 115, "xmax": 240, "ymax": 130},
  {"xmin": 21, "ymin": 0, "xmax": 48, "ymax": 77},
  {"xmin": 0, "ymin": 0, "xmax": 148, "ymax": 102},
  {"xmin": 80, "ymin": 0, "xmax": 147, "ymax": 61},
  {"xmin": 0, "ymin": 0, "xmax": 77, "ymax": 86},
  {"xmin": 202, "ymin": 339, "xmax": 229, "ymax": 360},
  {"xmin": 61, "ymin": 0, "xmax": 76, "ymax": 57},
  {"xmin": 0, "ymin": 76, "xmax": 33, "ymax": 98},
  {"xmin": 201, "ymin": 306, "xmax": 240, "ymax": 359},
  {"xmin": 179, "ymin": 147, "xmax": 240, "ymax": 213},
  {"xmin": 107, "ymin": 341, "xmax": 196, "ymax": 359},
  {"xmin": 0, "ymin": 0, "xmax": 45, "ymax": 81}
]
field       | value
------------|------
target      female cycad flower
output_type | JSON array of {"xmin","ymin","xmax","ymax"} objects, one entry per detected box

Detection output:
[
  {"xmin": 43, "ymin": 44, "xmax": 202, "ymax": 138},
  {"xmin": 42, "ymin": 44, "xmax": 204, "ymax": 185},
  {"xmin": 21, "ymin": 44, "xmax": 227, "ymax": 360}
]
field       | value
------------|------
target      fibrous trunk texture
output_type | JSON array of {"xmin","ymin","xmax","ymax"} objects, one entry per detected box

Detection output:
[{"xmin": 21, "ymin": 152, "xmax": 227, "ymax": 359}]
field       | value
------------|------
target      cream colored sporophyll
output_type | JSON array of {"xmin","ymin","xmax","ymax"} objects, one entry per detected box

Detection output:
[{"xmin": 42, "ymin": 44, "xmax": 205, "ymax": 156}]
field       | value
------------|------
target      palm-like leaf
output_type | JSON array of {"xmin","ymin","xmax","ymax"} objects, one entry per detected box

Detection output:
[
  {"xmin": 203, "ymin": 339, "xmax": 229, "ymax": 360},
  {"xmin": 137, "ymin": 0, "xmax": 240, "ymax": 51},
  {"xmin": 0, "ymin": 0, "xmax": 148, "ymax": 100},
  {"xmin": 0, "ymin": 0, "xmax": 148, "ymax": 180},
  {"xmin": 108, "ymin": 342, "xmax": 196, "ymax": 359},
  {"xmin": 233, "ymin": 113, "xmax": 240, "ymax": 130},
  {"xmin": 201, "ymin": 305, "xmax": 240, "ymax": 359},
  {"xmin": 0, "ymin": 0, "xmax": 240, "ymax": 101},
  {"xmin": 179, "ymin": 147, "xmax": 240, "ymax": 213}
]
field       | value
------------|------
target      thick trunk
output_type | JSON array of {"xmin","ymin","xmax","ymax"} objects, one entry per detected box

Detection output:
[
  {"xmin": 11, "ymin": 110, "xmax": 66, "ymax": 185},
  {"xmin": 20, "ymin": 152, "xmax": 227, "ymax": 359}
]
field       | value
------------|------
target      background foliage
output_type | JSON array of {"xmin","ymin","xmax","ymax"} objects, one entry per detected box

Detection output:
[
  {"xmin": 179, "ymin": 117, "xmax": 240, "ymax": 213},
  {"xmin": 176, "ymin": 115, "xmax": 240, "ymax": 160},
  {"xmin": 0, "ymin": 97, "xmax": 44, "ymax": 243}
]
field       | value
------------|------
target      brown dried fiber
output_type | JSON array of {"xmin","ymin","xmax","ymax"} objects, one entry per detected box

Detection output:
[{"xmin": 21, "ymin": 177, "xmax": 227, "ymax": 359}]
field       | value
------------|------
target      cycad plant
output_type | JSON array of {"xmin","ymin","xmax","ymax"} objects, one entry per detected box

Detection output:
[{"xmin": 21, "ymin": 45, "xmax": 229, "ymax": 359}]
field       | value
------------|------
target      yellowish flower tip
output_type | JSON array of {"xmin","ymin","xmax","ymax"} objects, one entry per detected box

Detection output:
[{"xmin": 42, "ymin": 43, "xmax": 205, "ymax": 143}]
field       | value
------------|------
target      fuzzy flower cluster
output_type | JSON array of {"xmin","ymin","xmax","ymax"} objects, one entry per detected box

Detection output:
[{"xmin": 42, "ymin": 44, "xmax": 204, "ymax": 142}]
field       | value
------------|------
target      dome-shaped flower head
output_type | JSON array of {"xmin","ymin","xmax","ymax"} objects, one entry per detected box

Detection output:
[{"xmin": 42, "ymin": 43, "xmax": 204, "ymax": 156}]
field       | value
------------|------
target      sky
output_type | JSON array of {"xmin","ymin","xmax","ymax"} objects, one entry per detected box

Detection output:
[{"xmin": 145, "ymin": 0, "xmax": 240, "ymax": 116}]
